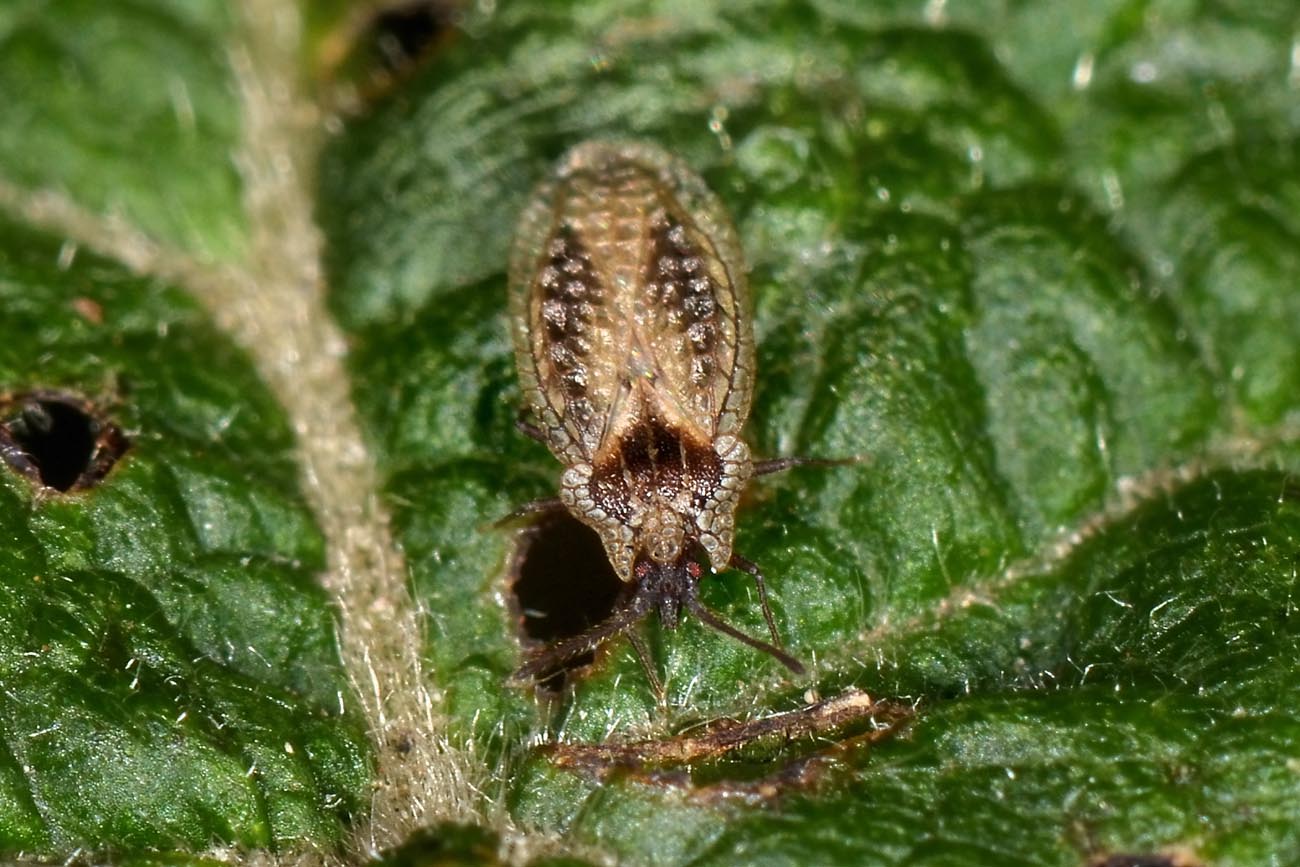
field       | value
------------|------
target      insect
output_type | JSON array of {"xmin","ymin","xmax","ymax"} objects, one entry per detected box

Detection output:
[{"xmin": 506, "ymin": 140, "xmax": 811, "ymax": 691}]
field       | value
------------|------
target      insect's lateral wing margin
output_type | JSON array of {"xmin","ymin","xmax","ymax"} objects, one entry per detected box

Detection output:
[
  {"xmin": 637, "ymin": 204, "xmax": 748, "ymax": 439},
  {"xmin": 510, "ymin": 202, "xmax": 618, "ymax": 464}
]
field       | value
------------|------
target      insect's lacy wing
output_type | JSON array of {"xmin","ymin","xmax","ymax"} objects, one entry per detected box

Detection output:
[
  {"xmin": 510, "ymin": 141, "xmax": 755, "ymax": 459},
  {"xmin": 637, "ymin": 205, "xmax": 753, "ymax": 438},
  {"xmin": 509, "ymin": 203, "xmax": 621, "ymax": 464}
]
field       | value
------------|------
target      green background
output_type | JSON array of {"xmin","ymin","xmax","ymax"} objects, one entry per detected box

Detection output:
[{"xmin": 2, "ymin": 0, "xmax": 1299, "ymax": 864}]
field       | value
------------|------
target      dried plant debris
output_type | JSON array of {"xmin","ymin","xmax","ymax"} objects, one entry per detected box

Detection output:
[
  {"xmin": 0, "ymin": 390, "xmax": 130, "ymax": 493},
  {"xmin": 542, "ymin": 690, "xmax": 911, "ymax": 799}
]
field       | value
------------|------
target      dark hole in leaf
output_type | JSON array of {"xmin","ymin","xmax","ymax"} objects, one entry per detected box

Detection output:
[
  {"xmin": 1089, "ymin": 854, "xmax": 1198, "ymax": 867},
  {"xmin": 374, "ymin": 821, "xmax": 501, "ymax": 867},
  {"xmin": 509, "ymin": 508, "xmax": 623, "ymax": 691},
  {"xmin": 0, "ymin": 391, "xmax": 130, "ymax": 492},
  {"xmin": 316, "ymin": 0, "xmax": 461, "ymax": 111},
  {"xmin": 370, "ymin": 1, "xmax": 457, "ymax": 76}
]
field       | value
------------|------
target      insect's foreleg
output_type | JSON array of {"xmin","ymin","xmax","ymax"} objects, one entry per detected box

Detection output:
[
  {"xmin": 515, "ymin": 414, "xmax": 548, "ymax": 444},
  {"xmin": 491, "ymin": 496, "xmax": 566, "ymax": 528},
  {"xmin": 509, "ymin": 592, "xmax": 653, "ymax": 686}
]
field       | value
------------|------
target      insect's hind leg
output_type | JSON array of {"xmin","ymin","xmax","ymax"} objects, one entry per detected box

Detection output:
[
  {"xmin": 489, "ymin": 413, "xmax": 567, "ymax": 525},
  {"xmin": 752, "ymin": 455, "xmax": 860, "ymax": 476}
]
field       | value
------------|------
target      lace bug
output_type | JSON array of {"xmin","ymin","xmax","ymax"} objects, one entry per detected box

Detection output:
[{"xmin": 507, "ymin": 140, "xmax": 811, "ymax": 691}]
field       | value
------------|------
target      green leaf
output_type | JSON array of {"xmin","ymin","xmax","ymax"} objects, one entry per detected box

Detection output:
[
  {"xmin": 0, "ymin": 0, "xmax": 246, "ymax": 259},
  {"xmin": 684, "ymin": 470, "xmax": 1300, "ymax": 866},
  {"xmin": 319, "ymin": 1, "xmax": 1300, "ymax": 865},
  {"xmin": 4, "ymin": 0, "xmax": 1299, "ymax": 864},
  {"xmin": 0, "ymin": 214, "xmax": 369, "ymax": 852}
]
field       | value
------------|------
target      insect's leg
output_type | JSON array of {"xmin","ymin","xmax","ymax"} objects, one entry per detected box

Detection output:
[
  {"xmin": 683, "ymin": 589, "xmax": 805, "ymax": 675},
  {"xmin": 625, "ymin": 628, "xmax": 665, "ymax": 704},
  {"xmin": 728, "ymin": 552, "xmax": 782, "ymax": 648},
  {"xmin": 752, "ymin": 456, "xmax": 859, "ymax": 476},
  {"xmin": 491, "ymin": 496, "xmax": 566, "ymax": 528},
  {"xmin": 510, "ymin": 592, "xmax": 653, "ymax": 686},
  {"xmin": 515, "ymin": 413, "xmax": 548, "ymax": 444},
  {"xmin": 0, "ymin": 429, "xmax": 40, "ymax": 482}
]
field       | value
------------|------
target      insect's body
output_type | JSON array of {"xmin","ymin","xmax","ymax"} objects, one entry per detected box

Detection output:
[{"xmin": 509, "ymin": 141, "xmax": 802, "ymax": 682}]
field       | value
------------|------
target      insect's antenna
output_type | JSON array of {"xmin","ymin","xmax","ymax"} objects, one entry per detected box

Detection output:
[
  {"xmin": 625, "ymin": 629, "xmax": 665, "ymax": 702},
  {"xmin": 683, "ymin": 595, "xmax": 806, "ymax": 675},
  {"xmin": 509, "ymin": 593, "xmax": 653, "ymax": 686}
]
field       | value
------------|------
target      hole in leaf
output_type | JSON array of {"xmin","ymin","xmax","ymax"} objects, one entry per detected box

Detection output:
[
  {"xmin": 316, "ymin": 0, "xmax": 461, "ymax": 111},
  {"xmin": 0, "ymin": 391, "xmax": 130, "ymax": 492},
  {"xmin": 376, "ymin": 822, "xmax": 500, "ymax": 866},
  {"xmin": 509, "ymin": 508, "xmax": 623, "ymax": 691},
  {"xmin": 370, "ymin": 1, "xmax": 456, "ymax": 76},
  {"xmin": 1089, "ymin": 855, "xmax": 1200, "ymax": 867}
]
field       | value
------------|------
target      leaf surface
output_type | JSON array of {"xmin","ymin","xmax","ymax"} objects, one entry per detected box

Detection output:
[
  {"xmin": 2, "ymin": 0, "xmax": 1298, "ymax": 863},
  {"xmin": 320, "ymin": 2, "xmax": 1300, "ymax": 865},
  {"xmin": 0, "ymin": 217, "xmax": 368, "ymax": 852}
]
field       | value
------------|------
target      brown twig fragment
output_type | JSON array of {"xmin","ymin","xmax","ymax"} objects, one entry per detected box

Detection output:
[{"xmin": 541, "ymin": 689, "xmax": 912, "ymax": 801}]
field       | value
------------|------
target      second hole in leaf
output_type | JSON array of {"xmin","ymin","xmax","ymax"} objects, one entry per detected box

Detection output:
[{"xmin": 0, "ymin": 391, "xmax": 129, "ymax": 492}]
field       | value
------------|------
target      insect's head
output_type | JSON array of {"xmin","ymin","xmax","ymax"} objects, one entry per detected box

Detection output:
[
  {"xmin": 510, "ymin": 546, "xmax": 803, "ymax": 689},
  {"xmin": 633, "ymin": 554, "xmax": 704, "ymax": 630}
]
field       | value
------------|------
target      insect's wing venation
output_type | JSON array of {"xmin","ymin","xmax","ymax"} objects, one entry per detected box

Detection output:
[{"xmin": 636, "ymin": 196, "xmax": 751, "ymax": 439}]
